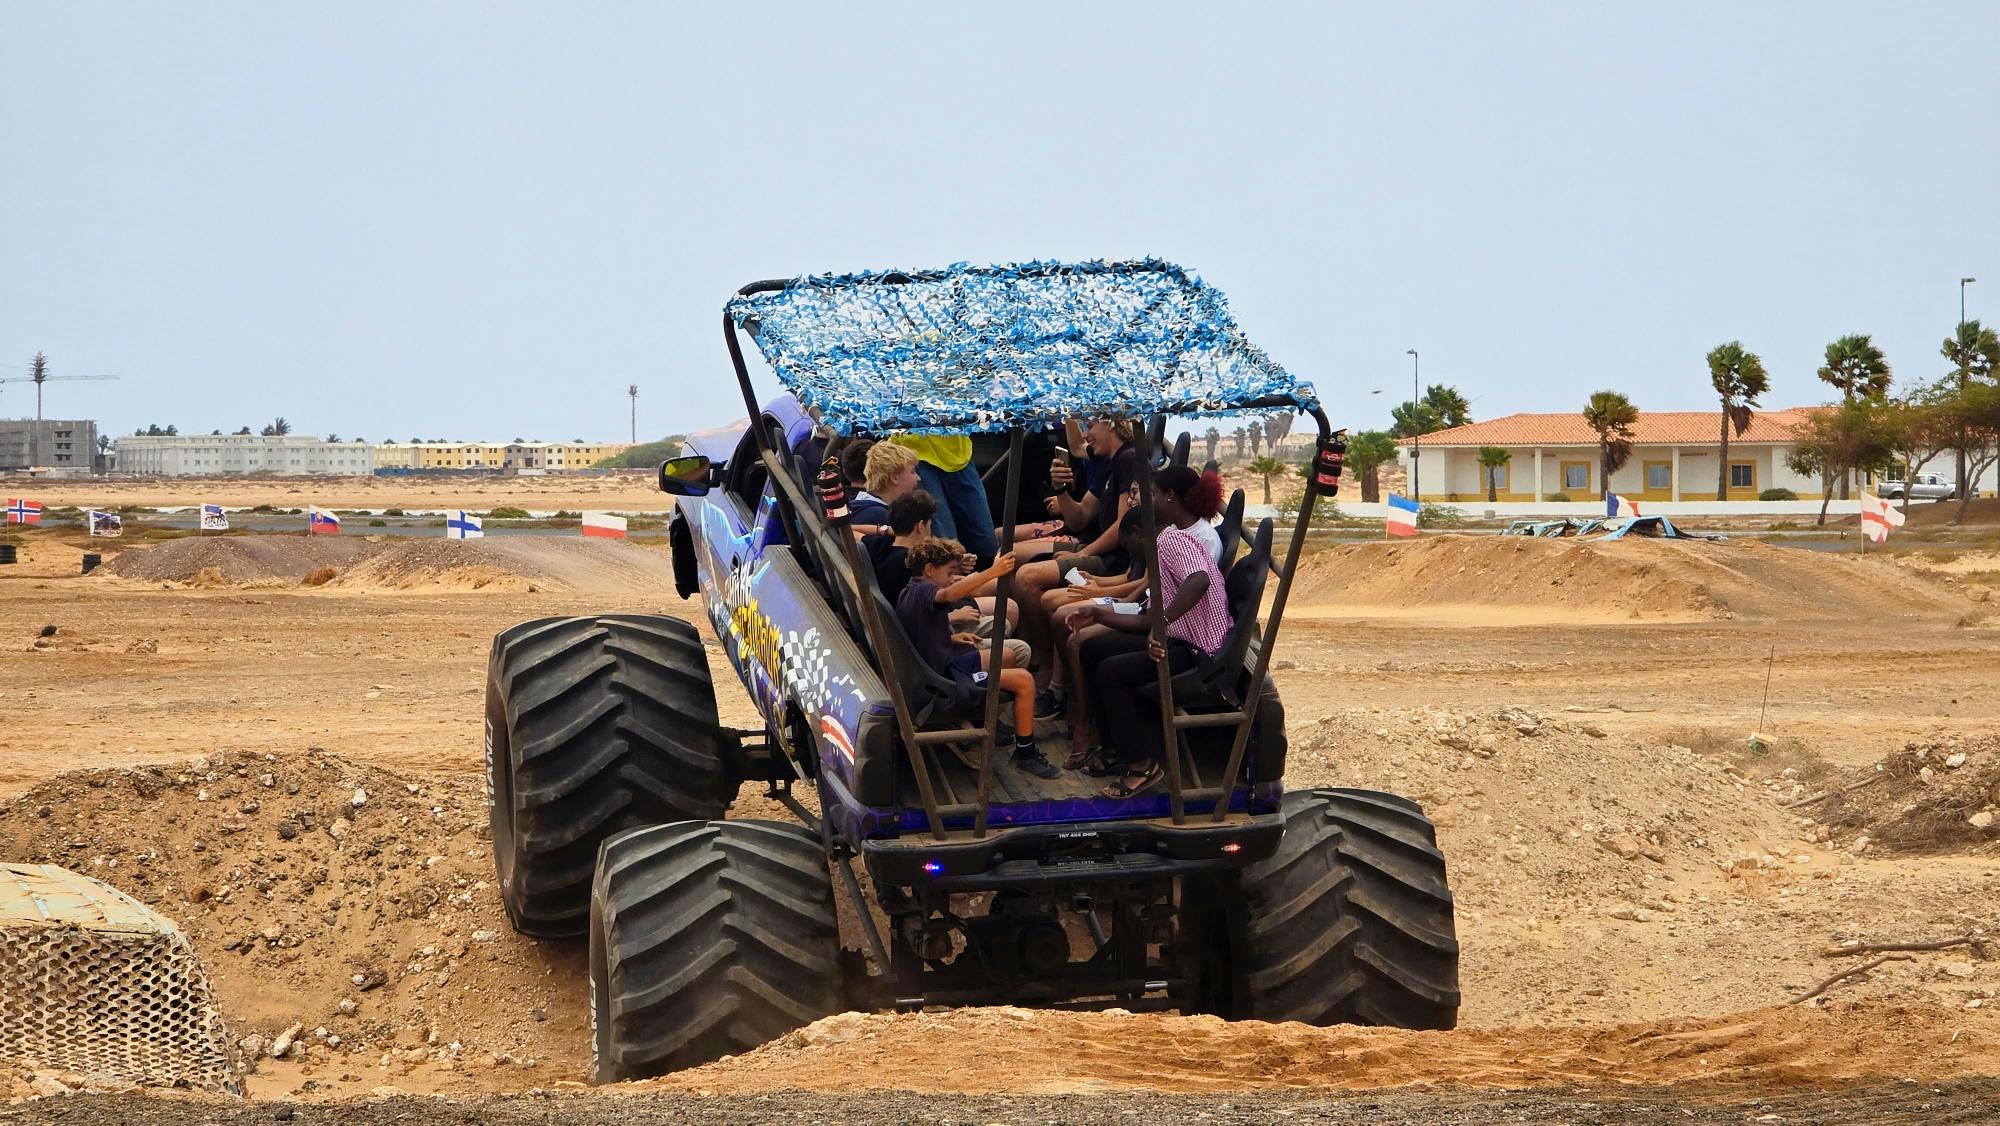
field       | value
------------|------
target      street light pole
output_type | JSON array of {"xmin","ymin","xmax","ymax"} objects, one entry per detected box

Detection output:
[
  {"xmin": 1406, "ymin": 349, "xmax": 1420, "ymax": 501},
  {"xmin": 1959, "ymin": 278, "xmax": 1976, "ymax": 495}
]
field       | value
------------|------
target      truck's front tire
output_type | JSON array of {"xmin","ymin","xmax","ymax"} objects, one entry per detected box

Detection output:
[
  {"xmin": 487, "ymin": 614, "xmax": 738, "ymax": 938},
  {"xmin": 589, "ymin": 820, "xmax": 844, "ymax": 1082},
  {"xmin": 1201, "ymin": 787, "xmax": 1460, "ymax": 1030}
]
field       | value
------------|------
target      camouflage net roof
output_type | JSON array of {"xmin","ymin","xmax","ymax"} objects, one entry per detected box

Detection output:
[{"xmin": 726, "ymin": 258, "xmax": 1319, "ymax": 435}]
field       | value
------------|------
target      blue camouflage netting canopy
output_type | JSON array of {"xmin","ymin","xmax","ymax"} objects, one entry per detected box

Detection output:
[{"xmin": 725, "ymin": 258, "xmax": 1320, "ymax": 436}]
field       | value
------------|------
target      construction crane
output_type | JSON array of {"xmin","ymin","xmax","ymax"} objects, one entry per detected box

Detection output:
[{"xmin": 3, "ymin": 353, "xmax": 121, "ymax": 469}]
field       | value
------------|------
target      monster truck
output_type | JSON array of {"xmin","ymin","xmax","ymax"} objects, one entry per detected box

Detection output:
[{"xmin": 483, "ymin": 259, "xmax": 1460, "ymax": 1082}]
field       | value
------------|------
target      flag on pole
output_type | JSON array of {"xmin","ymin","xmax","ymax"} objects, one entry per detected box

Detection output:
[
  {"xmin": 199, "ymin": 504, "xmax": 228, "ymax": 531},
  {"xmin": 1607, "ymin": 494, "xmax": 1641, "ymax": 518},
  {"xmin": 5, "ymin": 498, "xmax": 42, "ymax": 525},
  {"xmin": 582, "ymin": 512, "xmax": 628, "ymax": 540},
  {"xmin": 308, "ymin": 507, "xmax": 341, "ymax": 535},
  {"xmin": 1385, "ymin": 494, "xmax": 1420, "ymax": 538},
  {"xmin": 1859, "ymin": 490, "xmax": 1906, "ymax": 544},
  {"xmin": 87, "ymin": 510, "xmax": 123, "ymax": 538},
  {"xmin": 447, "ymin": 511, "xmax": 484, "ymax": 540}
]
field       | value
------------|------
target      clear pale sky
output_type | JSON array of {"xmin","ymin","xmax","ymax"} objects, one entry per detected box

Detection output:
[{"xmin": 5, "ymin": 2, "xmax": 1997, "ymax": 443}]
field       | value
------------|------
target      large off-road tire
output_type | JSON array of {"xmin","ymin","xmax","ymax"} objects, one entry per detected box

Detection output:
[
  {"xmin": 589, "ymin": 820, "xmax": 844, "ymax": 1082},
  {"xmin": 1205, "ymin": 787, "xmax": 1459, "ymax": 1029},
  {"xmin": 486, "ymin": 614, "xmax": 738, "ymax": 938}
]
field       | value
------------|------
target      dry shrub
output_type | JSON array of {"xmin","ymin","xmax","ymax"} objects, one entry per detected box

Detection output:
[{"xmin": 300, "ymin": 566, "xmax": 338, "ymax": 587}]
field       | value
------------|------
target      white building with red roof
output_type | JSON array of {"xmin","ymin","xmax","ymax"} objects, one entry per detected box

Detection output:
[{"xmin": 1395, "ymin": 406, "xmax": 1990, "ymax": 504}]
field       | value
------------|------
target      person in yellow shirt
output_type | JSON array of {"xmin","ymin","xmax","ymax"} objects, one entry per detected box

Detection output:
[{"xmin": 888, "ymin": 433, "xmax": 998, "ymax": 565}]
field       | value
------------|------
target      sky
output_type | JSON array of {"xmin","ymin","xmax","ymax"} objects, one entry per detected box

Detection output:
[{"xmin": 5, "ymin": 2, "xmax": 1998, "ymax": 444}]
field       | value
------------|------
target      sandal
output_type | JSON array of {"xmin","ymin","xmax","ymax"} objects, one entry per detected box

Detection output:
[{"xmin": 1100, "ymin": 761, "xmax": 1162, "ymax": 798}]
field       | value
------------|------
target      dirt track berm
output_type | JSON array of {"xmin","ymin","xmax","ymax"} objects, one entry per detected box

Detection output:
[{"xmin": 482, "ymin": 259, "xmax": 1461, "ymax": 1081}]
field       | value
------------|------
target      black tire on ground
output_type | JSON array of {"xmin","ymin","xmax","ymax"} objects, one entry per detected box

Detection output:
[
  {"xmin": 487, "ymin": 614, "xmax": 738, "ymax": 938},
  {"xmin": 1210, "ymin": 787, "xmax": 1460, "ymax": 1030},
  {"xmin": 589, "ymin": 819, "xmax": 844, "ymax": 1082}
]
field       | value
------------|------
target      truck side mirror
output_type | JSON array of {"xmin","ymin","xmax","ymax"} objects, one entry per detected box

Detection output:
[{"xmin": 658, "ymin": 455, "xmax": 713, "ymax": 496}]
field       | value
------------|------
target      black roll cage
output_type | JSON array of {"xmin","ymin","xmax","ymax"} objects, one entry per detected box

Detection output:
[{"xmin": 723, "ymin": 271, "xmax": 1334, "ymax": 841}]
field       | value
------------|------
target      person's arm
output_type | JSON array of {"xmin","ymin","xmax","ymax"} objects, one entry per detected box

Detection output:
[{"xmin": 935, "ymin": 551, "xmax": 1016, "ymax": 603}]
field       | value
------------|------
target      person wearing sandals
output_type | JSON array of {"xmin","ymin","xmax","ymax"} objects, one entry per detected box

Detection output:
[
  {"xmin": 894, "ymin": 538, "xmax": 1060, "ymax": 780},
  {"xmin": 1075, "ymin": 507, "xmax": 1232, "ymax": 797}
]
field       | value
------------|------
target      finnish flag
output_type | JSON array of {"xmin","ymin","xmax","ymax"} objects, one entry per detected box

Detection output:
[{"xmin": 447, "ymin": 511, "xmax": 484, "ymax": 540}]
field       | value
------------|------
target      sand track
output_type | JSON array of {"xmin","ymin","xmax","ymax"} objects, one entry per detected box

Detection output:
[
  {"xmin": 102, "ymin": 534, "xmax": 678, "ymax": 594},
  {"xmin": 1287, "ymin": 534, "xmax": 1979, "ymax": 621}
]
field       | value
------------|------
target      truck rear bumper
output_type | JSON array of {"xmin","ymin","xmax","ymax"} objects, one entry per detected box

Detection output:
[{"xmin": 860, "ymin": 811, "xmax": 1285, "ymax": 889}]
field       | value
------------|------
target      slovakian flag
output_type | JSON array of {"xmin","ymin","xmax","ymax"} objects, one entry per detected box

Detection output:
[
  {"xmin": 1607, "ymin": 494, "xmax": 1641, "ymax": 518},
  {"xmin": 87, "ymin": 510, "xmax": 122, "ymax": 538},
  {"xmin": 199, "ymin": 503, "xmax": 228, "ymax": 531},
  {"xmin": 5, "ymin": 498, "xmax": 41, "ymax": 525},
  {"xmin": 447, "ymin": 511, "xmax": 484, "ymax": 540},
  {"xmin": 1859, "ymin": 489, "xmax": 1906, "ymax": 544},
  {"xmin": 308, "ymin": 506, "xmax": 341, "ymax": 535},
  {"xmin": 1385, "ymin": 493, "xmax": 1420, "ymax": 537},
  {"xmin": 582, "ymin": 511, "xmax": 627, "ymax": 540}
]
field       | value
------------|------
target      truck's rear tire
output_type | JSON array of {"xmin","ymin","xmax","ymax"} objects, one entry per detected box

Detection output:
[
  {"xmin": 589, "ymin": 820, "xmax": 843, "ymax": 1082},
  {"xmin": 487, "ymin": 614, "xmax": 738, "ymax": 938},
  {"xmin": 1207, "ymin": 787, "xmax": 1460, "ymax": 1029}
]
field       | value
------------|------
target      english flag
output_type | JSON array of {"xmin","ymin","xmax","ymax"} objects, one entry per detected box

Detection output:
[
  {"xmin": 447, "ymin": 511, "xmax": 484, "ymax": 540},
  {"xmin": 308, "ymin": 507, "xmax": 341, "ymax": 535},
  {"xmin": 582, "ymin": 511, "xmax": 628, "ymax": 540},
  {"xmin": 199, "ymin": 503, "xmax": 228, "ymax": 531},
  {"xmin": 1859, "ymin": 490, "xmax": 1906, "ymax": 544},
  {"xmin": 1607, "ymin": 494, "xmax": 1641, "ymax": 518},
  {"xmin": 1385, "ymin": 494, "xmax": 1420, "ymax": 537},
  {"xmin": 5, "ymin": 498, "xmax": 42, "ymax": 525}
]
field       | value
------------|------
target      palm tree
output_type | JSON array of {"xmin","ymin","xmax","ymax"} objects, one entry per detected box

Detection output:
[
  {"xmin": 261, "ymin": 417, "xmax": 292, "ymax": 437},
  {"xmin": 1247, "ymin": 424, "xmax": 1263, "ymax": 458},
  {"xmin": 1476, "ymin": 446, "xmax": 1513, "ymax": 502},
  {"xmin": 1707, "ymin": 342, "xmax": 1769, "ymax": 499},
  {"xmin": 1422, "ymin": 384, "xmax": 1473, "ymax": 430},
  {"xmin": 1582, "ymin": 391, "xmax": 1640, "ymax": 500},
  {"xmin": 1230, "ymin": 427, "xmax": 1247, "ymax": 459},
  {"xmin": 1942, "ymin": 320, "xmax": 2000, "ymax": 520},
  {"xmin": 1247, "ymin": 455, "xmax": 1286, "ymax": 505},
  {"xmin": 1338, "ymin": 430, "xmax": 1398, "ymax": 503},
  {"xmin": 1202, "ymin": 426, "xmax": 1221, "ymax": 464},
  {"xmin": 1818, "ymin": 334, "xmax": 1892, "ymax": 498}
]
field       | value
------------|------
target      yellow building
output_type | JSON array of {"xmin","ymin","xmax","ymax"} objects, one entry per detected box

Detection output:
[{"xmin": 374, "ymin": 440, "xmax": 629, "ymax": 472}]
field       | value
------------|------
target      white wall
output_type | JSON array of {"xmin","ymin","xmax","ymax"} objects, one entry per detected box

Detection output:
[{"xmin": 115, "ymin": 435, "xmax": 377, "ymax": 475}]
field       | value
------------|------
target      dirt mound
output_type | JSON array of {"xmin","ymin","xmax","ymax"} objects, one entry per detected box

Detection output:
[
  {"xmin": 326, "ymin": 538, "xmax": 676, "ymax": 594},
  {"xmin": 1810, "ymin": 735, "xmax": 2000, "ymax": 855},
  {"xmin": 1897, "ymin": 496, "xmax": 2000, "ymax": 527},
  {"xmin": 102, "ymin": 535, "xmax": 679, "ymax": 595},
  {"xmin": 0, "ymin": 750, "xmax": 585, "ymax": 1096},
  {"xmin": 1287, "ymin": 534, "xmax": 1977, "ymax": 621},
  {"xmin": 106, "ymin": 536, "xmax": 375, "ymax": 586},
  {"xmin": 644, "ymin": 1002, "xmax": 2000, "ymax": 1095}
]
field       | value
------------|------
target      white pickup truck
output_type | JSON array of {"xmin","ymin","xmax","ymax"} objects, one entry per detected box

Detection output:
[{"xmin": 1880, "ymin": 472, "xmax": 1965, "ymax": 500}]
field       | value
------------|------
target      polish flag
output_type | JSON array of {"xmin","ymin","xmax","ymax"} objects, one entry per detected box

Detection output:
[
  {"xmin": 1859, "ymin": 490, "xmax": 1905, "ymax": 544},
  {"xmin": 582, "ymin": 512, "xmax": 628, "ymax": 539}
]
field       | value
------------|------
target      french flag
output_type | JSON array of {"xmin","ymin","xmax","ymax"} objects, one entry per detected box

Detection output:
[
  {"xmin": 1385, "ymin": 494, "xmax": 1420, "ymax": 537},
  {"xmin": 308, "ymin": 506, "xmax": 341, "ymax": 535},
  {"xmin": 1607, "ymin": 494, "xmax": 1641, "ymax": 518}
]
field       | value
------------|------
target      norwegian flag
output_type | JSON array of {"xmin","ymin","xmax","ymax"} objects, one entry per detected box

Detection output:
[
  {"xmin": 1859, "ymin": 490, "xmax": 1906, "ymax": 544},
  {"xmin": 5, "ymin": 498, "xmax": 42, "ymax": 525}
]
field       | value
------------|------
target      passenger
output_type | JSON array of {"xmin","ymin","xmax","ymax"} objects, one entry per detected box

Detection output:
[
  {"xmin": 849, "ymin": 442, "xmax": 918, "ymax": 537},
  {"xmin": 1043, "ymin": 518, "xmax": 1151, "ymax": 775},
  {"xmin": 1078, "ymin": 509, "xmax": 1232, "ymax": 797},
  {"xmin": 888, "ymin": 432, "xmax": 999, "ymax": 567},
  {"xmin": 863, "ymin": 489, "xmax": 937, "ymax": 601},
  {"xmin": 1013, "ymin": 417, "xmax": 1142, "ymax": 680},
  {"xmin": 895, "ymin": 539, "xmax": 1058, "ymax": 780},
  {"xmin": 1151, "ymin": 465, "xmax": 1227, "ymax": 563}
]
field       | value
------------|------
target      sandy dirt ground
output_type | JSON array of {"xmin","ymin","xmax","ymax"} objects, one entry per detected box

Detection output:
[
  {"xmin": 9, "ymin": 473, "xmax": 673, "ymax": 514},
  {"xmin": 3, "ymin": 517, "xmax": 1999, "ymax": 1118}
]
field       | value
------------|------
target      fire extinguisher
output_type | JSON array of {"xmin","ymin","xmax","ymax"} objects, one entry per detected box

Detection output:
[{"xmin": 1312, "ymin": 430, "xmax": 1348, "ymax": 494}]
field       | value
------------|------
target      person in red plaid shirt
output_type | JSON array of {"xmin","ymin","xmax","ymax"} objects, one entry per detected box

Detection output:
[{"xmin": 1075, "ymin": 506, "xmax": 1232, "ymax": 797}]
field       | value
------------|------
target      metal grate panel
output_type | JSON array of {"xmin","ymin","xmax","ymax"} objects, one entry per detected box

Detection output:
[{"xmin": 0, "ymin": 864, "xmax": 238, "ymax": 1093}]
